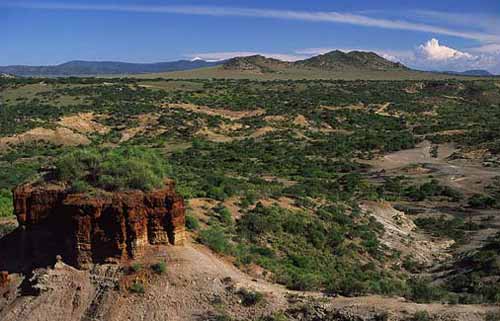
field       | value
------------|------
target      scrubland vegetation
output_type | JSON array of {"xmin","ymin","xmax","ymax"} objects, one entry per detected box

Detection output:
[
  {"xmin": 1, "ymin": 76, "xmax": 500, "ymax": 304},
  {"xmin": 0, "ymin": 189, "xmax": 13, "ymax": 218},
  {"xmin": 54, "ymin": 147, "xmax": 170, "ymax": 192}
]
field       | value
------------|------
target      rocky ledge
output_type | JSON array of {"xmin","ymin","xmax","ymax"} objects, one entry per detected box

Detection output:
[{"xmin": 7, "ymin": 180, "xmax": 185, "ymax": 269}]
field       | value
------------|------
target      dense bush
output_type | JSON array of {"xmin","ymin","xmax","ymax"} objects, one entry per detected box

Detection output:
[
  {"xmin": 414, "ymin": 215, "xmax": 473, "ymax": 242},
  {"xmin": 237, "ymin": 288, "xmax": 264, "ymax": 306},
  {"xmin": 0, "ymin": 189, "xmax": 13, "ymax": 217},
  {"xmin": 468, "ymin": 194, "xmax": 496, "ymax": 209},
  {"xmin": 405, "ymin": 179, "xmax": 463, "ymax": 202},
  {"xmin": 199, "ymin": 225, "xmax": 233, "ymax": 254},
  {"xmin": 151, "ymin": 261, "xmax": 167, "ymax": 274},
  {"xmin": 233, "ymin": 203, "xmax": 403, "ymax": 295},
  {"xmin": 54, "ymin": 147, "xmax": 171, "ymax": 192},
  {"xmin": 405, "ymin": 277, "xmax": 447, "ymax": 303},
  {"xmin": 445, "ymin": 233, "xmax": 500, "ymax": 303},
  {"xmin": 185, "ymin": 215, "xmax": 200, "ymax": 231}
]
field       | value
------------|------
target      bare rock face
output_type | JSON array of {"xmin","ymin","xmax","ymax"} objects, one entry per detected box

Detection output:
[
  {"xmin": 0, "ymin": 271, "xmax": 8, "ymax": 288},
  {"xmin": 10, "ymin": 181, "xmax": 185, "ymax": 269}
]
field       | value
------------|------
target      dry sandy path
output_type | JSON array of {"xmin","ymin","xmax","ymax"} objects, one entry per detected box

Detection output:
[{"xmin": 364, "ymin": 141, "xmax": 500, "ymax": 195}]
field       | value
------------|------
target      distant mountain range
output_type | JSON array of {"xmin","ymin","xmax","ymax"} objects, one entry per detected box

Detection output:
[
  {"xmin": 0, "ymin": 60, "xmax": 222, "ymax": 77},
  {"xmin": 0, "ymin": 52, "xmax": 495, "ymax": 78},
  {"xmin": 442, "ymin": 70, "xmax": 494, "ymax": 77}
]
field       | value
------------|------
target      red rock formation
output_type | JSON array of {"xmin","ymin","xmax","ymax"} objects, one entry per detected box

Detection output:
[
  {"xmin": 12, "ymin": 181, "xmax": 185, "ymax": 269},
  {"xmin": 0, "ymin": 271, "xmax": 8, "ymax": 288}
]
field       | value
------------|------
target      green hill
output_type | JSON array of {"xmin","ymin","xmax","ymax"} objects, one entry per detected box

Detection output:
[
  {"xmin": 134, "ymin": 51, "xmax": 473, "ymax": 80},
  {"xmin": 296, "ymin": 50, "xmax": 408, "ymax": 71}
]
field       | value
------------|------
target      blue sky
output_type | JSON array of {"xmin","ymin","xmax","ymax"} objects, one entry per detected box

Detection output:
[{"xmin": 2, "ymin": 0, "xmax": 500, "ymax": 72}]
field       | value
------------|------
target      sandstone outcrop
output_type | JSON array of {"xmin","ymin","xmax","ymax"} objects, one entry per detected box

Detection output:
[{"xmin": 9, "ymin": 181, "xmax": 185, "ymax": 269}]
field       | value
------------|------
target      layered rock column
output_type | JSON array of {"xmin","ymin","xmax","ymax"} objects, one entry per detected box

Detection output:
[{"xmin": 12, "ymin": 181, "xmax": 185, "ymax": 269}]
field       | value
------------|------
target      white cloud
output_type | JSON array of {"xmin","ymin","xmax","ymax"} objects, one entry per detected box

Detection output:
[
  {"xmin": 412, "ymin": 10, "xmax": 500, "ymax": 35},
  {"xmin": 418, "ymin": 38, "xmax": 473, "ymax": 61},
  {"xmin": 5, "ymin": 2, "xmax": 500, "ymax": 43},
  {"xmin": 392, "ymin": 39, "xmax": 499, "ymax": 73},
  {"xmin": 470, "ymin": 43, "xmax": 500, "ymax": 54}
]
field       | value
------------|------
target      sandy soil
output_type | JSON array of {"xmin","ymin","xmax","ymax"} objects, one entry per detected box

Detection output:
[
  {"xmin": 259, "ymin": 197, "xmax": 302, "ymax": 212},
  {"xmin": 114, "ymin": 242, "xmax": 500, "ymax": 321},
  {"xmin": 57, "ymin": 113, "xmax": 109, "ymax": 135},
  {"xmin": 363, "ymin": 141, "xmax": 499, "ymax": 195},
  {"xmin": 163, "ymin": 103, "xmax": 265, "ymax": 121},
  {"xmin": 1, "ymin": 240, "xmax": 497, "ymax": 321},
  {"xmin": 249, "ymin": 126, "xmax": 275, "ymax": 138},
  {"xmin": 361, "ymin": 201, "xmax": 454, "ymax": 265},
  {"xmin": 120, "ymin": 113, "xmax": 160, "ymax": 142},
  {"xmin": 374, "ymin": 102, "xmax": 392, "ymax": 116},
  {"xmin": 0, "ymin": 127, "xmax": 90, "ymax": 149},
  {"xmin": 195, "ymin": 127, "xmax": 236, "ymax": 143}
]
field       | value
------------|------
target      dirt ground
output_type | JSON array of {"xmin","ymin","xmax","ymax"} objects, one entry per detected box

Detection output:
[
  {"xmin": 0, "ymin": 127, "xmax": 91, "ymax": 149},
  {"xmin": 363, "ymin": 141, "xmax": 500, "ymax": 196},
  {"xmin": 163, "ymin": 103, "xmax": 265, "ymax": 121},
  {"xmin": 362, "ymin": 140, "xmax": 500, "ymax": 280},
  {"xmin": 1, "ymin": 240, "xmax": 497, "ymax": 321}
]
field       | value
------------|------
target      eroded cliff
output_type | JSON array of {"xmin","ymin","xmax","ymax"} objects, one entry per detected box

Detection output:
[{"xmin": 5, "ymin": 180, "xmax": 185, "ymax": 270}]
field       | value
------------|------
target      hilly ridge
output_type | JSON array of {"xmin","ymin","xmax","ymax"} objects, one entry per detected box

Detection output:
[
  {"xmin": 296, "ymin": 50, "xmax": 408, "ymax": 71},
  {"xmin": 2, "ymin": 51, "xmax": 495, "ymax": 80},
  {"xmin": 222, "ymin": 55, "xmax": 291, "ymax": 73},
  {"xmin": 0, "ymin": 59, "xmax": 222, "ymax": 77},
  {"xmin": 222, "ymin": 50, "xmax": 409, "ymax": 73},
  {"xmin": 156, "ymin": 50, "xmax": 469, "ymax": 80}
]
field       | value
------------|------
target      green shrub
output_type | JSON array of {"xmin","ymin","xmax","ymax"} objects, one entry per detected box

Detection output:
[
  {"xmin": 409, "ymin": 311, "xmax": 431, "ymax": 321},
  {"xmin": 405, "ymin": 179, "xmax": 462, "ymax": 202},
  {"xmin": 214, "ymin": 205, "xmax": 233, "ymax": 225},
  {"xmin": 151, "ymin": 261, "xmax": 167, "ymax": 274},
  {"xmin": 414, "ymin": 215, "xmax": 467, "ymax": 242},
  {"xmin": 70, "ymin": 180, "xmax": 91, "ymax": 193},
  {"xmin": 129, "ymin": 281, "xmax": 145, "ymax": 294},
  {"xmin": 130, "ymin": 263, "xmax": 142, "ymax": 273},
  {"xmin": 237, "ymin": 288, "xmax": 264, "ymax": 306},
  {"xmin": 0, "ymin": 189, "xmax": 13, "ymax": 217},
  {"xmin": 406, "ymin": 277, "xmax": 446, "ymax": 303},
  {"xmin": 185, "ymin": 215, "xmax": 200, "ymax": 231},
  {"xmin": 468, "ymin": 194, "xmax": 496, "ymax": 209},
  {"xmin": 54, "ymin": 147, "xmax": 171, "ymax": 192},
  {"xmin": 199, "ymin": 226, "xmax": 233, "ymax": 254}
]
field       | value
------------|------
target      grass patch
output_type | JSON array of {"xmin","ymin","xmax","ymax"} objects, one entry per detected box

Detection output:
[
  {"xmin": 129, "ymin": 263, "xmax": 143, "ymax": 273},
  {"xmin": 0, "ymin": 189, "xmax": 13, "ymax": 217},
  {"xmin": 185, "ymin": 215, "xmax": 200, "ymax": 231},
  {"xmin": 151, "ymin": 261, "xmax": 167, "ymax": 274},
  {"xmin": 129, "ymin": 281, "xmax": 145, "ymax": 294}
]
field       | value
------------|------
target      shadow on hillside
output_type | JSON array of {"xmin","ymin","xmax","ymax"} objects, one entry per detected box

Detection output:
[{"xmin": 0, "ymin": 227, "xmax": 60, "ymax": 274}]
